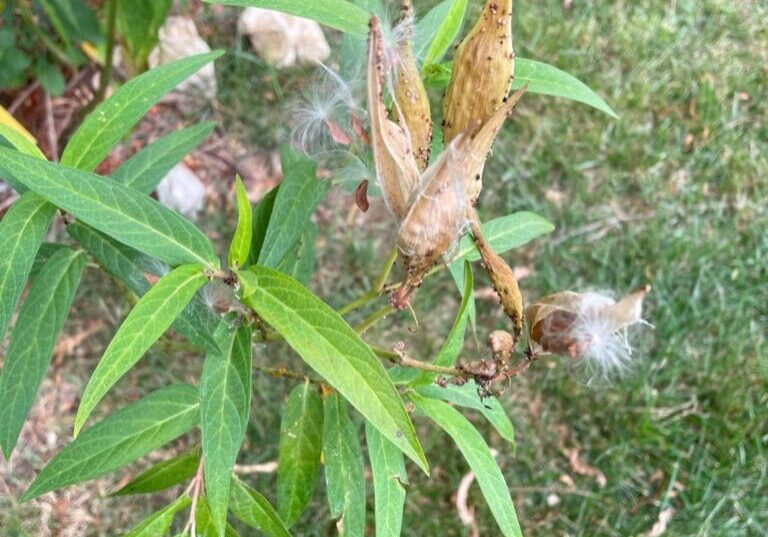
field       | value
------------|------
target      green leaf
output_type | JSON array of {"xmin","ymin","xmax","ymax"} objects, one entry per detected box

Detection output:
[
  {"xmin": 239, "ymin": 266, "xmax": 428, "ymax": 473},
  {"xmin": 423, "ymin": 58, "xmax": 618, "ymax": 118},
  {"xmin": 112, "ymin": 449, "xmax": 200, "ymax": 496},
  {"xmin": 449, "ymin": 259, "xmax": 476, "ymax": 335},
  {"xmin": 33, "ymin": 58, "xmax": 65, "ymax": 96},
  {"xmin": 0, "ymin": 148, "xmax": 220, "ymax": 268},
  {"xmin": 201, "ymin": 323, "xmax": 253, "ymax": 536},
  {"xmin": 228, "ymin": 175, "xmax": 253, "ymax": 268},
  {"xmin": 67, "ymin": 222, "xmax": 221, "ymax": 353},
  {"xmin": 112, "ymin": 122, "xmax": 216, "ymax": 194},
  {"xmin": 365, "ymin": 420, "xmax": 406, "ymax": 537},
  {"xmin": 0, "ymin": 248, "xmax": 86, "ymax": 458},
  {"xmin": 422, "ymin": 0, "xmax": 469, "ymax": 67},
  {"xmin": 230, "ymin": 479, "xmax": 293, "ymax": 537},
  {"xmin": 245, "ymin": 185, "xmax": 278, "ymax": 267},
  {"xmin": 123, "ymin": 495, "xmax": 192, "ymax": 537},
  {"xmin": 434, "ymin": 259, "xmax": 472, "ymax": 367},
  {"xmin": 203, "ymin": 0, "xmax": 369, "ymax": 36},
  {"xmin": 417, "ymin": 382, "xmax": 515, "ymax": 447},
  {"xmin": 455, "ymin": 211, "xmax": 554, "ymax": 263},
  {"xmin": 414, "ymin": 0, "xmax": 452, "ymax": 60},
  {"xmin": 411, "ymin": 394, "xmax": 522, "ymax": 537},
  {"xmin": 117, "ymin": 0, "xmax": 173, "ymax": 71},
  {"xmin": 22, "ymin": 384, "xmax": 200, "ymax": 501},
  {"xmin": 195, "ymin": 497, "xmax": 241, "ymax": 537},
  {"xmin": 512, "ymin": 58, "xmax": 619, "ymax": 119},
  {"xmin": 61, "ymin": 51, "xmax": 223, "ymax": 171},
  {"xmin": 29, "ymin": 243, "xmax": 69, "ymax": 278},
  {"xmin": 75, "ymin": 265, "xmax": 208, "ymax": 435},
  {"xmin": 0, "ymin": 192, "xmax": 57, "ymax": 343},
  {"xmin": 0, "ymin": 124, "xmax": 46, "ymax": 167},
  {"xmin": 323, "ymin": 393, "xmax": 365, "ymax": 537},
  {"xmin": 257, "ymin": 146, "xmax": 328, "ymax": 269},
  {"xmin": 412, "ymin": 260, "xmax": 473, "ymax": 387},
  {"xmin": 277, "ymin": 381, "xmax": 323, "ymax": 527},
  {"xmin": 275, "ymin": 222, "xmax": 317, "ymax": 285}
]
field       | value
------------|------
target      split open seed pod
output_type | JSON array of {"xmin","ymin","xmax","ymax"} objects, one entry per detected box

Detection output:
[
  {"xmin": 367, "ymin": 16, "xmax": 420, "ymax": 220},
  {"xmin": 394, "ymin": 0, "xmax": 432, "ymax": 172},
  {"xmin": 391, "ymin": 135, "xmax": 472, "ymax": 309},
  {"xmin": 525, "ymin": 286, "xmax": 652, "ymax": 359}
]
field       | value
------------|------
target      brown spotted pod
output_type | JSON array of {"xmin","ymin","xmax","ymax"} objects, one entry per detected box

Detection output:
[
  {"xmin": 443, "ymin": 0, "xmax": 514, "ymax": 146},
  {"xmin": 394, "ymin": 0, "xmax": 432, "ymax": 172}
]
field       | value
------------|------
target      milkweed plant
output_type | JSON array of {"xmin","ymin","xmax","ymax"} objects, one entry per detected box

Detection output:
[{"xmin": 0, "ymin": 0, "xmax": 651, "ymax": 535}]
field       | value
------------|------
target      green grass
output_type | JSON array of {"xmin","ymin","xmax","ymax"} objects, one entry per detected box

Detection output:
[{"xmin": 3, "ymin": 0, "xmax": 766, "ymax": 535}]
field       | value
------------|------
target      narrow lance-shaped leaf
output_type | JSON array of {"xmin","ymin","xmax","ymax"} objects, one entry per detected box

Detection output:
[
  {"xmin": 201, "ymin": 323, "xmax": 253, "ymax": 536},
  {"xmin": 75, "ymin": 265, "xmax": 208, "ymax": 435},
  {"xmin": 0, "ymin": 248, "xmax": 86, "ymax": 458},
  {"xmin": 365, "ymin": 420, "xmax": 407, "ymax": 537},
  {"xmin": 277, "ymin": 381, "xmax": 323, "ymax": 527},
  {"xmin": 112, "ymin": 448, "xmax": 200, "ymax": 496},
  {"xmin": 244, "ymin": 184, "xmax": 278, "ymax": 267},
  {"xmin": 422, "ymin": 0, "xmax": 469, "ymax": 66},
  {"xmin": 455, "ymin": 211, "xmax": 554, "ymax": 262},
  {"xmin": 203, "ymin": 0, "xmax": 369, "ymax": 36},
  {"xmin": 238, "ymin": 266, "xmax": 428, "ymax": 473},
  {"xmin": 275, "ymin": 222, "xmax": 317, "ymax": 285},
  {"xmin": 0, "ymin": 192, "xmax": 57, "ymax": 343},
  {"xmin": 195, "ymin": 497, "xmax": 242, "ymax": 537},
  {"xmin": 67, "ymin": 222, "xmax": 222, "ymax": 353},
  {"xmin": 0, "ymin": 148, "xmax": 220, "ymax": 268},
  {"xmin": 411, "ymin": 394, "xmax": 522, "ymax": 537},
  {"xmin": 417, "ymin": 382, "xmax": 515, "ymax": 446},
  {"xmin": 228, "ymin": 175, "xmax": 252, "ymax": 268},
  {"xmin": 511, "ymin": 58, "xmax": 619, "ymax": 118},
  {"xmin": 230, "ymin": 478, "xmax": 293, "ymax": 537},
  {"xmin": 423, "ymin": 58, "xmax": 618, "ymax": 118},
  {"xmin": 323, "ymin": 392, "xmax": 365, "ymax": 537},
  {"xmin": 112, "ymin": 122, "xmax": 216, "ymax": 194},
  {"xmin": 413, "ymin": 0, "xmax": 452, "ymax": 60},
  {"xmin": 124, "ymin": 495, "xmax": 192, "ymax": 537},
  {"xmin": 257, "ymin": 146, "xmax": 328, "ymax": 269},
  {"xmin": 22, "ymin": 384, "xmax": 200, "ymax": 501},
  {"xmin": 61, "ymin": 51, "xmax": 223, "ymax": 171}
]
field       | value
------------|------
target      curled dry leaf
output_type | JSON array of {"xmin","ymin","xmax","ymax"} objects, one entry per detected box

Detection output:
[
  {"xmin": 394, "ymin": 0, "xmax": 432, "ymax": 172},
  {"xmin": 367, "ymin": 16, "xmax": 420, "ymax": 220},
  {"xmin": 354, "ymin": 179, "xmax": 370, "ymax": 212},
  {"xmin": 443, "ymin": 0, "xmax": 514, "ymax": 150}
]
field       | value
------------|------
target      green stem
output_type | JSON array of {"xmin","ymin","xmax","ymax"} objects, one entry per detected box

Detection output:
[
  {"xmin": 354, "ymin": 304, "xmax": 393, "ymax": 334},
  {"xmin": 336, "ymin": 247, "xmax": 398, "ymax": 316},
  {"xmin": 94, "ymin": 0, "xmax": 118, "ymax": 106},
  {"xmin": 370, "ymin": 345, "xmax": 462, "ymax": 376}
]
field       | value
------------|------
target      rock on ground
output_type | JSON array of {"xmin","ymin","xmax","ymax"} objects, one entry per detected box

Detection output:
[
  {"xmin": 149, "ymin": 16, "xmax": 217, "ymax": 112},
  {"xmin": 237, "ymin": 8, "xmax": 331, "ymax": 68},
  {"xmin": 156, "ymin": 163, "xmax": 206, "ymax": 219}
]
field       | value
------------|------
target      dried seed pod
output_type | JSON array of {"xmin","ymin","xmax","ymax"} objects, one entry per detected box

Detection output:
[
  {"xmin": 488, "ymin": 329, "xmax": 515, "ymax": 369},
  {"xmin": 461, "ymin": 86, "xmax": 526, "ymax": 202},
  {"xmin": 391, "ymin": 136, "xmax": 471, "ymax": 309},
  {"xmin": 469, "ymin": 210, "xmax": 524, "ymax": 341},
  {"xmin": 443, "ymin": 0, "xmax": 514, "ymax": 145},
  {"xmin": 367, "ymin": 16, "xmax": 420, "ymax": 219},
  {"xmin": 394, "ymin": 0, "xmax": 432, "ymax": 172},
  {"xmin": 525, "ymin": 287, "xmax": 651, "ymax": 377}
]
